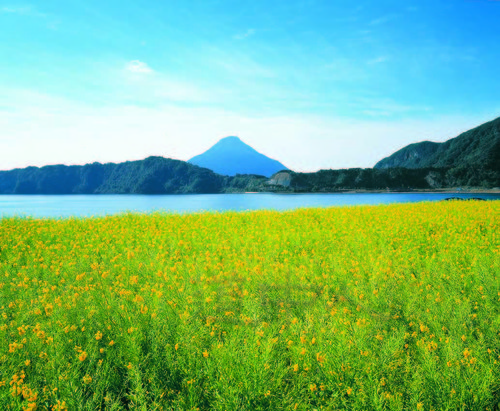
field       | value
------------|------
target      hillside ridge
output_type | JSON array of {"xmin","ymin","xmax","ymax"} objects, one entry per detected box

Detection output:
[{"xmin": 375, "ymin": 116, "xmax": 500, "ymax": 170}]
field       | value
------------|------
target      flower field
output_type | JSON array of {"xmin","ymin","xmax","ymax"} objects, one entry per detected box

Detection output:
[{"xmin": 0, "ymin": 201, "xmax": 499, "ymax": 410}]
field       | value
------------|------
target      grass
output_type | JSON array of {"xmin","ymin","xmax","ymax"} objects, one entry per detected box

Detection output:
[{"xmin": 0, "ymin": 201, "xmax": 499, "ymax": 410}]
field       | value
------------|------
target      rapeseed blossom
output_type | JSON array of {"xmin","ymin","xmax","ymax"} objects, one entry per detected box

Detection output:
[{"xmin": 0, "ymin": 201, "xmax": 497, "ymax": 410}]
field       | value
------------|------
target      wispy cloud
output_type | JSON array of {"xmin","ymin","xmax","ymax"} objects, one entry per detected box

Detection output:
[
  {"xmin": 119, "ymin": 62, "xmax": 214, "ymax": 104},
  {"xmin": 205, "ymin": 47, "xmax": 276, "ymax": 79},
  {"xmin": 234, "ymin": 28, "xmax": 256, "ymax": 40},
  {"xmin": 1, "ymin": 5, "xmax": 61, "ymax": 29},
  {"xmin": 367, "ymin": 56, "xmax": 389, "ymax": 65},
  {"xmin": 1, "ymin": 5, "xmax": 31, "ymax": 13},
  {"xmin": 1, "ymin": 5, "xmax": 45, "ymax": 16},
  {"xmin": 125, "ymin": 60, "xmax": 154, "ymax": 74},
  {"xmin": 369, "ymin": 14, "xmax": 397, "ymax": 25},
  {"xmin": 351, "ymin": 96, "xmax": 432, "ymax": 117}
]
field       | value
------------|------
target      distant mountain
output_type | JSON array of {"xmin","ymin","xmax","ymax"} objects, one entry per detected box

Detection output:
[
  {"xmin": 375, "ymin": 116, "xmax": 500, "ymax": 170},
  {"xmin": 0, "ymin": 157, "xmax": 225, "ymax": 194},
  {"xmin": 2, "ymin": 119, "xmax": 499, "ymax": 195},
  {"xmin": 1, "ymin": 154, "xmax": 498, "ymax": 195},
  {"xmin": 188, "ymin": 136, "xmax": 289, "ymax": 177}
]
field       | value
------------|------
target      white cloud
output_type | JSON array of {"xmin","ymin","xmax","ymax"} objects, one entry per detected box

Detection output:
[
  {"xmin": 125, "ymin": 60, "xmax": 154, "ymax": 74},
  {"xmin": 1, "ymin": 5, "xmax": 46, "ymax": 17},
  {"xmin": 120, "ymin": 71, "xmax": 212, "ymax": 104},
  {"xmin": 1, "ymin": 5, "xmax": 32, "ymax": 13},
  {"xmin": 348, "ymin": 96, "xmax": 431, "ymax": 118},
  {"xmin": 206, "ymin": 47, "xmax": 275, "ymax": 79},
  {"xmin": 369, "ymin": 15, "xmax": 397, "ymax": 25},
  {"xmin": 1, "ymin": 6, "xmax": 60, "ymax": 30},
  {"xmin": 0, "ymin": 88, "xmax": 496, "ymax": 172},
  {"xmin": 234, "ymin": 28, "xmax": 256, "ymax": 40},
  {"xmin": 367, "ymin": 56, "xmax": 389, "ymax": 65},
  {"xmin": 120, "ymin": 60, "xmax": 213, "ymax": 103}
]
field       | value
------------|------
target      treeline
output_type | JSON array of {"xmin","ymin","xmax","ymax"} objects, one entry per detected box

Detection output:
[
  {"xmin": 268, "ymin": 166, "xmax": 499, "ymax": 192},
  {"xmin": 0, "ymin": 157, "xmax": 498, "ymax": 195},
  {"xmin": 375, "ymin": 116, "xmax": 500, "ymax": 170},
  {"xmin": 0, "ymin": 157, "xmax": 225, "ymax": 194}
]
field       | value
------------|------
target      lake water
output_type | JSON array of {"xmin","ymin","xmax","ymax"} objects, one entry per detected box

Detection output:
[{"xmin": 0, "ymin": 193, "xmax": 499, "ymax": 219}]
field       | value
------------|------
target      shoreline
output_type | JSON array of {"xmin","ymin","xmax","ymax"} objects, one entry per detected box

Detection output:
[
  {"xmin": 242, "ymin": 188, "xmax": 500, "ymax": 194},
  {"xmin": 0, "ymin": 189, "xmax": 499, "ymax": 196}
]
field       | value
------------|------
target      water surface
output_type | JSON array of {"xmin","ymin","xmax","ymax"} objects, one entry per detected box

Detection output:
[{"xmin": 1, "ymin": 193, "xmax": 499, "ymax": 219}]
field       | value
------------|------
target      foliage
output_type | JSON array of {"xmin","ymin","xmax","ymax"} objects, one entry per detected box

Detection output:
[
  {"xmin": 375, "ymin": 116, "xmax": 500, "ymax": 171},
  {"xmin": 0, "ymin": 157, "xmax": 226, "ymax": 195},
  {"xmin": 222, "ymin": 174, "xmax": 268, "ymax": 193},
  {"xmin": 1, "ymin": 117, "xmax": 499, "ymax": 195},
  {"xmin": 0, "ymin": 202, "xmax": 499, "ymax": 410},
  {"xmin": 242, "ymin": 167, "xmax": 499, "ymax": 192}
]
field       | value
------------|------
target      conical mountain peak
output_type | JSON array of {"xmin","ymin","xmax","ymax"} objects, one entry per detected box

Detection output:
[
  {"xmin": 219, "ymin": 136, "xmax": 242, "ymax": 142},
  {"xmin": 188, "ymin": 136, "xmax": 289, "ymax": 177}
]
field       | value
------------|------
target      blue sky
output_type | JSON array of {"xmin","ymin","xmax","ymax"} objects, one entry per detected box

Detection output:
[{"xmin": 1, "ymin": 0, "xmax": 499, "ymax": 171}]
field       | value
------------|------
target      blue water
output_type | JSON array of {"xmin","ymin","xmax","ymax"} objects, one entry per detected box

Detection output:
[{"xmin": 0, "ymin": 193, "xmax": 498, "ymax": 218}]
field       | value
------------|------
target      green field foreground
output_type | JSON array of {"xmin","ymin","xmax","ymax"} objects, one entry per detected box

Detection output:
[{"xmin": 0, "ymin": 201, "xmax": 499, "ymax": 410}]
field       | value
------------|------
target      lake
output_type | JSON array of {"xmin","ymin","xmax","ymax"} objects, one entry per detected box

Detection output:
[{"xmin": 1, "ymin": 193, "xmax": 499, "ymax": 219}]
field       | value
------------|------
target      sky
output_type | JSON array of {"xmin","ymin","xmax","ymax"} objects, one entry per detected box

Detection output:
[{"xmin": 1, "ymin": 0, "xmax": 500, "ymax": 172}]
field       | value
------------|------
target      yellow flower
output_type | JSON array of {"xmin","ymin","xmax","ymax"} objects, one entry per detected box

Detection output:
[
  {"xmin": 45, "ymin": 304, "xmax": 53, "ymax": 316},
  {"xmin": 109, "ymin": 340, "xmax": 115, "ymax": 346},
  {"xmin": 293, "ymin": 364, "xmax": 299, "ymax": 372},
  {"xmin": 127, "ymin": 363, "xmax": 133, "ymax": 370},
  {"xmin": 203, "ymin": 350, "xmax": 209, "ymax": 358},
  {"xmin": 95, "ymin": 331, "xmax": 103, "ymax": 340},
  {"xmin": 23, "ymin": 402, "xmax": 37, "ymax": 411},
  {"xmin": 52, "ymin": 400, "xmax": 68, "ymax": 411},
  {"xmin": 309, "ymin": 384, "xmax": 317, "ymax": 392},
  {"xmin": 82, "ymin": 375, "xmax": 92, "ymax": 384},
  {"xmin": 79, "ymin": 351, "xmax": 88, "ymax": 362}
]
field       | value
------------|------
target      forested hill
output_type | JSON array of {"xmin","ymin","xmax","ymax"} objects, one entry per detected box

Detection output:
[
  {"xmin": 0, "ymin": 157, "xmax": 225, "ymax": 194},
  {"xmin": 1, "ymin": 144, "xmax": 499, "ymax": 195},
  {"xmin": 375, "ymin": 116, "xmax": 500, "ymax": 170},
  {"xmin": 256, "ymin": 167, "xmax": 499, "ymax": 192}
]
